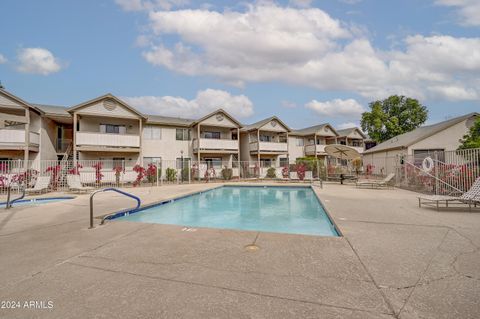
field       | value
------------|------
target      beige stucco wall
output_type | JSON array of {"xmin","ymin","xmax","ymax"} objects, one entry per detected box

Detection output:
[
  {"xmin": 39, "ymin": 117, "xmax": 59, "ymax": 161},
  {"xmin": 407, "ymin": 118, "xmax": 475, "ymax": 154},
  {"xmin": 79, "ymin": 116, "xmax": 140, "ymax": 134},
  {"xmin": 288, "ymin": 136, "xmax": 305, "ymax": 160},
  {"xmin": 75, "ymin": 100, "xmax": 140, "ymax": 119},
  {"xmin": 198, "ymin": 113, "xmax": 238, "ymax": 128},
  {"xmin": 142, "ymin": 125, "xmax": 192, "ymax": 163},
  {"xmin": 362, "ymin": 148, "xmax": 406, "ymax": 175},
  {"xmin": 259, "ymin": 120, "xmax": 288, "ymax": 133}
]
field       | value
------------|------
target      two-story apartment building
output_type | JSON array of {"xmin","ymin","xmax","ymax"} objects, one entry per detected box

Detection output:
[
  {"xmin": 0, "ymin": 89, "xmax": 370, "ymax": 173},
  {"xmin": 288, "ymin": 123, "xmax": 339, "ymax": 160}
]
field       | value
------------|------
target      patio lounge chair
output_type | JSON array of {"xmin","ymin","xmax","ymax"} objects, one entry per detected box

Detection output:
[
  {"xmin": 356, "ymin": 173, "xmax": 395, "ymax": 189},
  {"xmin": 25, "ymin": 176, "xmax": 51, "ymax": 194},
  {"xmin": 418, "ymin": 177, "xmax": 480, "ymax": 211},
  {"xmin": 67, "ymin": 175, "xmax": 94, "ymax": 193}
]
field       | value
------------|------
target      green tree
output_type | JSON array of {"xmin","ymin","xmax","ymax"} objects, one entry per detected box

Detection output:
[
  {"xmin": 458, "ymin": 117, "xmax": 480, "ymax": 150},
  {"xmin": 361, "ymin": 95, "xmax": 428, "ymax": 143}
]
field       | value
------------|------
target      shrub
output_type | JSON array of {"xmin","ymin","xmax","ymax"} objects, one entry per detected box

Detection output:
[
  {"xmin": 133, "ymin": 164, "xmax": 146, "ymax": 187},
  {"xmin": 266, "ymin": 167, "xmax": 276, "ymax": 178},
  {"xmin": 146, "ymin": 163, "xmax": 157, "ymax": 184},
  {"xmin": 282, "ymin": 166, "xmax": 289, "ymax": 178},
  {"xmin": 166, "ymin": 168, "xmax": 177, "ymax": 182},
  {"xmin": 113, "ymin": 166, "xmax": 123, "ymax": 185},
  {"xmin": 297, "ymin": 163, "xmax": 306, "ymax": 181},
  {"xmin": 45, "ymin": 165, "xmax": 61, "ymax": 189},
  {"xmin": 221, "ymin": 167, "xmax": 233, "ymax": 180},
  {"xmin": 92, "ymin": 162, "xmax": 103, "ymax": 185},
  {"xmin": 68, "ymin": 163, "xmax": 83, "ymax": 175}
]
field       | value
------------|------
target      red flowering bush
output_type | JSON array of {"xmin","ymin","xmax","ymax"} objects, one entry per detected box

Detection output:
[
  {"xmin": 92, "ymin": 162, "xmax": 103, "ymax": 185},
  {"xmin": 282, "ymin": 166, "xmax": 289, "ymax": 178},
  {"xmin": 45, "ymin": 165, "xmax": 61, "ymax": 190},
  {"xmin": 297, "ymin": 163, "xmax": 306, "ymax": 181},
  {"xmin": 68, "ymin": 163, "xmax": 83, "ymax": 175},
  {"xmin": 146, "ymin": 163, "xmax": 157, "ymax": 185},
  {"xmin": 113, "ymin": 166, "xmax": 123, "ymax": 185},
  {"xmin": 133, "ymin": 164, "xmax": 146, "ymax": 187}
]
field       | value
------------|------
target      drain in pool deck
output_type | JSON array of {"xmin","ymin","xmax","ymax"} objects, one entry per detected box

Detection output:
[{"xmin": 244, "ymin": 244, "xmax": 260, "ymax": 252}]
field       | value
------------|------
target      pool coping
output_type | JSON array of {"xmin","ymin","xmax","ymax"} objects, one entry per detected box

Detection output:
[
  {"xmin": 103, "ymin": 184, "xmax": 341, "ymax": 237},
  {"xmin": 0, "ymin": 196, "xmax": 77, "ymax": 207}
]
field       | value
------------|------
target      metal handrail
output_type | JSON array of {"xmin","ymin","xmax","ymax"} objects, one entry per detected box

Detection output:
[
  {"xmin": 89, "ymin": 188, "xmax": 141, "ymax": 229},
  {"xmin": 4, "ymin": 186, "xmax": 26, "ymax": 209},
  {"xmin": 404, "ymin": 161, "xmax": 463, "ymax": 194}
]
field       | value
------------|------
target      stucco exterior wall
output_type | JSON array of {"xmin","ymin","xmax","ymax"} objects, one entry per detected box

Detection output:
[
  {"xmin": 40, "ymin": 117, "xmax": 59, "ymax": 161},
  {"xmin": 288, "ymin": 136, "xmax": 305, "ymax": 160},
  {"xmin": 79, "ymin": 116, "xmax": 140, "ymax": 134},
  {"xmin": 142, "ymin": 126, "xmax": 192, "ymax": 162}
]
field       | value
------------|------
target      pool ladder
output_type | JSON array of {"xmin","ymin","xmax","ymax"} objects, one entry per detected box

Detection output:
[
  {"xmin": 89, "ymin": 188, "xmax": 141, "ymax": 229},
  {"xmin": 4, "ymin": 186, "xmax": 26, "ymax": 209}
]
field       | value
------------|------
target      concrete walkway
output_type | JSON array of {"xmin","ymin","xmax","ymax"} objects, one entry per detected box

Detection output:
[{"xmin": 0, "ymin": 183, "xmax": 479, "ymax": 318}]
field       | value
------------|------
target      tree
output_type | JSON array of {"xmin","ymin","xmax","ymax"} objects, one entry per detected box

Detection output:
[
  {"xmin": 361, "ymin": 95, "xmax": 428, "ymax": 143},
  {"xmin": 458, "ymin": 117, "xmax": 480, "ymax": 150}
]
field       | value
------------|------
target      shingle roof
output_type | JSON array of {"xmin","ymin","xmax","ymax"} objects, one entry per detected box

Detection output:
[
  {"xmin": 290, "ymin": 123, "xmax": 338, "ymax": 136},
  {"xmin": 241, "ymin": 116, "xmax": 290, "ymax": 132},
  {"xmin": 336, "ymin": 127, "xmax": 367, "ymax": 139},
  {"xmin": 363, "ymin": 112, "xmax": 479, "ymax": 154},
  {"xmin": 33, "ymin": 104, "xmax": 70, "ymax": 117},
  {"xmin": 146, "ymin": 115, "xmax": 194, "ymax": 127}
]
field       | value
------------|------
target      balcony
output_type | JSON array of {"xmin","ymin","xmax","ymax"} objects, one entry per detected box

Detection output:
[
  {"xmin": 193, "ymin": 138, "xmax": 238, "ymax": 153},
  {"xmin": 250, "ymin": 141, "xmax": 288, "ymax": 153},
  {"xmin": 305, "ymin": 144, "xmax": 363, "ymax": 155},
  {"xmin": 76, "ymin": 132, "xmax": 140, "ymax": 149},
  {"xmin": 0, "ymin": 129, "xmax": 39, "ymax": 148}
]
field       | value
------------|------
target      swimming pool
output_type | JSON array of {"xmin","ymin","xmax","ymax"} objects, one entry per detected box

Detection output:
[
  {"xmin": 0, "ymin": 197, "xmax": 75, "ymax": 208},
  {"xmin": 115, "ymin": 186, "xmax": 339, "ymax": 237}
]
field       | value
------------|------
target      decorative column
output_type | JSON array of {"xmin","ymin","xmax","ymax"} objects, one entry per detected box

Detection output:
[
  {"xmin": 73, "ymin": 113, "xmax": 77, "ymax": 166},
  {"xmin": 139, "ymin": 118, "xmax": 143, "ymax": 166},
  {"xmin": 24, "ymin": 108, "xmax": 30, "ymax": 168},
  {"xmin": 197, "ymin": 124, "xmax": 201, "ymax": 181}
]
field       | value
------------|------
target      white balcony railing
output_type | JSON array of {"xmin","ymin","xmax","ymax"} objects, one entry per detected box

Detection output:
[
  {"xmin": 76, "ymin": 132, "xmax": 140, "ymax": 148},
  {"xmin": 305, "ymin": 144, "xmax": 363, "ymax": 155},
  {"xmin": 193, "ymin": 138, "xmax": 238, "ymax": 151},
  {"xmin": 250, "ymin": 141, "xmax": 288, "ymax": 152},
  {"xmin": 0, "ymin": 129, "xmax": 39, "ymax": 145}
]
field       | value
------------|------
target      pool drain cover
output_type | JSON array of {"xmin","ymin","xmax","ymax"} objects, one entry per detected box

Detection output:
[{"xmin": 244, "ymin": 244, "xmax": 260, "ymax": 252}]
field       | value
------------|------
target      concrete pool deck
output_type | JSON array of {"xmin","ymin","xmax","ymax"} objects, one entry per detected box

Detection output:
[{"xmin": 0, "ymin": 182, "xmax": 479, "ymax": 318}]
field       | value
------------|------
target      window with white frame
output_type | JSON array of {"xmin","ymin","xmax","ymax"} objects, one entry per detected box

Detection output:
[
  {"xmin": 296, "ymin": 138, "xmax": 304, "ymax": 146},
  {"xmin": 143, "ymin": 126, "xmax": 161, "ymax": 140},
  {"xmin": 176, "ymin": 128, "xmax": 191, "ymax": 141}
]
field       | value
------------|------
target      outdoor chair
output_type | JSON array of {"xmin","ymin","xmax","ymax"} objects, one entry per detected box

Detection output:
[
  {"xmin": 25, "ymin": 176, "xmax": 51, "ymax": 194},
  {"xmin": 418, "ymin": 177, "xmax": 480, "ymax": 211},
  {"xmin": 356, "ymin": 173, "xmax": 395, "ymax": 189},
  {"xmin": 67, "ymin": 175, "xmax": 94, "ymax": 193}
]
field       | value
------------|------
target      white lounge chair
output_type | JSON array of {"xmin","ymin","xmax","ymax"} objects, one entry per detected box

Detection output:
[
  {"xmin": 356, "ymin": 173, "xmax": 395, "ymax": 189},
  {"xmin": 67, "ymin": 175, "xmax": 94, "ymax": 193},
  {"xmin": 25, "ymin": 176, "xmax": 51, "ymax": 194},
  {"xmin": 418, "ymin": 177, "xmax": 480, "ymax": 211}
]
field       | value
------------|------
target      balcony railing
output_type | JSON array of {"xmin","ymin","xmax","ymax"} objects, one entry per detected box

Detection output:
[
  {"xmin": 0, "ymin": 129, "xmax": 39, "ymax": 146},
  {"xmin": 305, "ymin": 144, "xmax": 363, "ymax": 155},
  {"xmin": 76, "ymin": 132, "xmax": 140, "ymax": 148},
  {"xmin": 193, "ymin": 138, "xmax": 238, "ymax": 151},
  {"xmin": 250, "ymin": 141, "xmax": 288, "ymax": 153}
]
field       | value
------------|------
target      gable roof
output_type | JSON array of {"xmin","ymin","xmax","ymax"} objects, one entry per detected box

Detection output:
[
  {"xmin": 291, "ymin": 123, "xmax": 338, "ymax": 136},
  {"xmin": 364, "ymin": 112, "xmax": 479, "ymax": 154},
  {"xmin": 34, "ymin": 104, "xmax": 70, "ymax": 117},
  {"xmin": 241, "ymin": 116, "xmax": 290, "ymax": 132},
  {"xmin": 191, "ymin": 108, "xmax": 242, "ymax": 127},
  {"xmin": 146, "ymin": 115, "xmax": 194, "ymax": 127},
  {"xmin": 336, "ymin": 127, "xmax": 367, "ymax": 139},
  {"xmin": 0, "ymin": 88, "xmax": 44, "ymax": 114},
  {"xmin": 67, "ymin": 93, "xmax": 146, "ymax": 118}
]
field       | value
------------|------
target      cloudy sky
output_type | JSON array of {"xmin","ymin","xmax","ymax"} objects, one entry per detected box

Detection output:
[{"xmin": 0, "ymin": 0, "xmax": 479, "ymax": 129}]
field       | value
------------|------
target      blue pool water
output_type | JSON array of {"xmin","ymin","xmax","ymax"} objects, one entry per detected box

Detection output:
[
  {"xmin": 0, "ymin": 197, "xmax": 75, "ymax": 208},
  {"xmin": 117, "ymin": 186, "xmax": 339, "ymax": 237}
]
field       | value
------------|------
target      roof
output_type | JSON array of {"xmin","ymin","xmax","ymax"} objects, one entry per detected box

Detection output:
[
  {"xmin": 33, "ymin": 104, "xmax": 70, "ymax": 117},
  {"xmin": 336, "ymin": 127, "xmax": 367, "ymax": 139},
  {"xmin": 241, "ymin": 116, "xmax": 290, "ymax": 132},
  {"xmin": 191, "ymin": 109, "xmax": 242, "ymax": 127},
  {"xmin": 146, "ymin": 115, "xmax": 194, "ymax": 127},
  {"xmin": 291, "ymin": 123, "xmax": 338, "ymax": 136},
  {"xmin": 364, "ymin": 112, "xmax": 479, "ymax": 154},
  {"xmin": 0, "ymin": 88, "xmax": 44, "ymax": 114},
  {"xmin": 67, "ymin": 93, "xmax": 146, "ymax": 119}
]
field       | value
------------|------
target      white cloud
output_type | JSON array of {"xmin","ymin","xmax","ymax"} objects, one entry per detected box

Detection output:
[
  {"xmin": 115, "ymin": 0, "xmax": 188, "ymax": 11},
  {"xmin": 121, "ymin": 88, "xmax": 254, "ymax": 119},
  {"xmin": 305, "ymin": 98, "xmax": 365, "ymax": 117},
  {"xmin": 435, "ymin": 0, "xmax": 480, "ymax": 26},
  {"xmin": 0, "ymin": 54, "xmax": 7, "ymax": 64},
  {"xmin": 337, "ymin": 122, "xmax": 359, "ymax": 129},
  {"xmin": 16, "ymin": 48, "xmax": 62, "ymax": 75},
  {"xmin": 133, "ymin": 3, "xmax": 480, "ymax": 102}
]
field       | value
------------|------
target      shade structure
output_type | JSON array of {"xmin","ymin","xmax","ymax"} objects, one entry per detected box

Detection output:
[{"xmin": 324, "ymin": 144, "xmax": 361, "ymax": 160}]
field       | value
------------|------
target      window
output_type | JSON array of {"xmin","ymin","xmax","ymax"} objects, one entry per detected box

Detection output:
[
  {"xmin": 279, "ymin": 157, "xmax": 288, "ymax": 167},
  {"xmin": 260, "ymin": 159, "xmax": 272, "ymax": 167},
  {"xmin": 296, "ymin": 138, "xmax": 304, "ymax": 146},
  {"xmin": 259, "ymin": 135, "xmax": 272, "ymax": 142},
  {"xmin": 176, "ymin": 157, "xmax": 191, "ymax": 169},
  {"xmin": 143, "ymin": 157, "xmax": 161, "ymax": 165},
  {"xmin": 143, "ymin": 126, "xmax": 161, "ymax": 140},
  {"xmin": 203, "ymin": 131, "xmax": 221, "ymax": 139},
  {"xmin": 232, "ymin": 133, "xmax": 238, "ymax": 140},
  {"xmin": 176, "ymin": 128, "xmax": 191, "ymax": 140},
  {"xmin": 100, "ymin": 124, "xmax": 125, "ymax": 134},
  {"xmin": 204, "ymin": 158, "xmax": 222, "ymax": 168}
]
